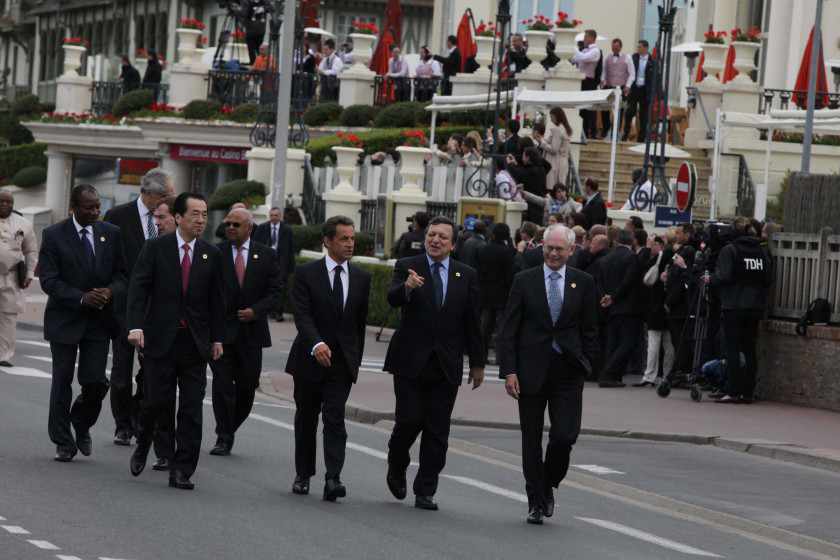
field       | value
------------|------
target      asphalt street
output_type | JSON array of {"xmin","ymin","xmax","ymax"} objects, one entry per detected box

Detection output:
[{"xmin": 2, "ymin": 328, "xmax": 840, "ymax": 560}]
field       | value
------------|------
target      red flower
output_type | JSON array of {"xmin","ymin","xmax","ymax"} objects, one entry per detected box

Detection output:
[
  {"xmin": 179, "ymin": 17, "xmax": 206, "ymax": 31},
  {"xmin": 63, "ymin": 37, "xmax": 90, "ymax": 49},
  {"xmin": 232, "ymin": 29, "xmax": 246, "ymax": 41}
]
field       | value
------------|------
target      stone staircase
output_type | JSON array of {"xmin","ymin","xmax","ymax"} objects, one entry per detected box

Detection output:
[{"xmin": 576, "ymin": 140, "xmax": 714, "ymax": 221}]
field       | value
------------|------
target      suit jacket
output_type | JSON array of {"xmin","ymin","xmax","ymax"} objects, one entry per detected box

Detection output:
[
  {"xmin": 582, "ymin": 192, "xmax": 608, "ymax": 228},
  {"xmin": 126, "ymin": 233, "xmax": 225, "ymax": 360},
  {"xmin": 433, "ymin": 48, "xmax": 461, "ymax": 78},
  {"xmin": 253, "ymin": 221, "xmax": 296, "ymax": 279},
  {"xmin": 39, "ymin": 219, "xmax": 127, "ymax": 344},
  {"xmin": 515, "ymin": 245, "xmax": 544, "ymax": 273},
  {"xmin": 458, "ymin": 234, "xmax": 486, "ymax": 270},
  {"xmin": 631, "ymin": 53, "xmax": 656, "ymax": 95},
  {"xmin": 104, "ymin": 200, "xmax": 146, "ymax": 322},
  {"xmin": 497, "ymin": 265, "xmax": 599, "ymax": 395},
  {"xmin": 383, "ymin": 254, "xmax": 484, "ymax": 385},
  {"xmin": 599, "ymin": 245, "xmax": 645, "ymax": 317},
  {"xmin": 476, "ymin": 242, "xmax": 515, "ymax": 308},
  {"xmin": 285, "ymin": 258, "xmax": 371, "ymax": 383},
  {"xmin": 217, "ymin": 240, "xmax": 282, "ymax": 347}
]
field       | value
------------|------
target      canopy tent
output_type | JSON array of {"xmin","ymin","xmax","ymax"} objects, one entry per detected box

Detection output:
[
  {"xmin": 710, "ymin": 110, "xmax": 840, "ymax": 220},
  {"xmin": 424, "ymin": 90, "xmax": 516, "ymax": 147}
]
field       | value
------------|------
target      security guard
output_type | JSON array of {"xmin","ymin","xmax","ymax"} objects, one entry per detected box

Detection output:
[
  {"xmin": 709, "ymin": 218, "xmax": 772, "ymax": 404},
  {"xmin": 394, "ymin": 211, "xmax": 429, "ymax": 259}
]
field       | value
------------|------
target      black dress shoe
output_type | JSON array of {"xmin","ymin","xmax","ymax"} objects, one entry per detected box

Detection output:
[
  {"xmin": 130, "ymin": 441, "xmax": 151, "ymax": 476},
  {"xmin": 386, "ymin": 468, "xmax": 407, "ymax": 500},
  {"xmin": 323, "ymin": 478, "xmax": 347, "ymax": 502},
  {"xmin": 0, "ymin": 360, "xmax": 13, "ymax": 367},
  {"xmin": 292, "ymin": 476, "xmax": 310, "ymax": 495},
  {"xmin": 414, "ymin": 495, "xmax": 438, "ymax": 511},
  {"xmin": 209, "ymin": 438, "xmax": 231, "ymax": 456},
  {"xmin": 75, "ymin": 430, "xmax": 92, "ymax": 457},
  {"xmin": 598, "ymin": 381, "xmax": 626, "ymax": 388},
  {"xmin": 54, "ymin": 446, "xmax": 76, "ymax": 462},
  {"xmin": 632, "ymin": 381, "xmax": 654, "ymax": 388},
  {"xmin": 169, "ymin": 470, "xmax": 195, "ymax": 490},
  {"xmin": 527, "ymin": 506, "xmax": 544, "ymax": 525},
  {"xmin": 113, "ymin": 430, "xmax": 132, "ymax": 446},
  {"xmin": 543, "ymin": 488, "xmax": 555, "ymax": 518},
  {"xmin": 152, "ymin": 457, "xmax": 170, "ymax": 471}
]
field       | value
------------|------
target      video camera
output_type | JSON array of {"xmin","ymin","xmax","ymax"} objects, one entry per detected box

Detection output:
[{"xmin": 694, "ymin": 221, "xmax": 738, "ymax": 274}]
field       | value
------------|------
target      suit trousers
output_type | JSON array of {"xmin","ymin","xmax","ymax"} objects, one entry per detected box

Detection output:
[
  {"xmin": 480, "ymin": 305, "xmax": 503, "ymax": 361},
  {"xmin": 580, "ymin": 77, "xmax": 599, "ymax": 138},
  {"xmin": 48, "ymin": 339, "xmax": 110, "ymax": 449},
  {"xmin": 669, "ymin": 316, "xmax": 694, "ymax": 374},
  {"xmin": 211, "ymin": 338, "xmax": 263, "ymax": 440},
  {"xmin": 625, "ymin": 86, "xmax": 650, "ymax": 141},
  {"xmin": 518, "ymin": 352, "xmax": 584, "ymax": 508},
  {"xmin": 723, "ymin": 310, "xmax": 762, "ymax": 399},
  {"xmin": 293, "ymin": 353, "xmax": 353, "ymax": 480},
  {"xmin": 137, "ymin": 328, "xmax": 207, "ymax": 477},
  {"xmin": 110, "ymin": 334, "xmax": 136, "ymax": 435},
  {"xmin": 601, "ymin": 315, "xmax": 643, "ymax": 382},
  {"xmin": 388, "ymin": 358, "xmax": 459, "ymax": 497},
  {"xmin": 134, "ymin": 362, "xmax": 175, "ymax": 460}
]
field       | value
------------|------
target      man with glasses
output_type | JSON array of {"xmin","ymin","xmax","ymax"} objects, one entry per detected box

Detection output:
[{"xmin": 209, "ymin": 208, "xmax": 282, "ymax": 456}]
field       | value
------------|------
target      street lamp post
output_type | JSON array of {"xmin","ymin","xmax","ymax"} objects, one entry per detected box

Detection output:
[
  {"xmin": 270, "ymin": 0, "xmax": 298, "ymax": 208},
  {"xmin": 483, "ymin": 0, "xmax": 511, "ymax": 198},
  {"xmin": 801, "ymin": 0, "xmax": 824, "ymax": 174}
]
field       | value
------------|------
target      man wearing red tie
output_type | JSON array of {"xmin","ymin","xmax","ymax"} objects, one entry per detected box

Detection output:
[{"xmin": 127, "ymin": 192, "xmax": 225, "ymax": 490}]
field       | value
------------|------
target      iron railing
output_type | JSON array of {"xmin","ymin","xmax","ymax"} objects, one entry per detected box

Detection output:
[
  {"xmin": 372, "ymin": 76, "xmax": 443, "ymax": 105},
  {"xmin": 759, "ymin": 88, "xmax": 840, "ymax": 114},
  {"xmin": 426, "ymin": 201, "xmax": 458, "ymax": 221},
  {"xmin": 319, "ymin": 75, "xmax": 340, "ymax": 103},
  {"xmin": 359, "ymin": 198, "xmax": 377, "ymax": 233},
  {"xmin": 735, "ymin": 153, "xmax": 756, "ymax": 217},
  {"xmin": 207, "ymin": 70, "xmax": 279, "ymax": 107},
  {"xmin": 91, "ymin": 82, "xmax": 169, "ymax": 116}
]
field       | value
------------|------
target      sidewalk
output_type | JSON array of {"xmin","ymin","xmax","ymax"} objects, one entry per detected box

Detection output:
[{"xmin": 19, "ymin": 282, "xmax": 840, "ymax": 473}]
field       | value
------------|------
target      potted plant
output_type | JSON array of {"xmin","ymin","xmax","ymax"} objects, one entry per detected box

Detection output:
[
  {"xmin": 553, "ymin": 12, "xmax": 582, "ymax": 60},
  {"xmin": 348, "ymin": 20, "xmax": 378, "ymax": 69},
  {"xmin": 473, "ymin": 21, "xmax": 498, "ymax": 76},
  {"xmin": 229, "ymin": 28, "xmax": 249, "ymax": 61},
  {"xmin": 730, "ymin": 26, "xmax": 761, "ymax": 84},
  {"xmin": 522, "ymin": 15, "xmax": 553, "ymax": 77},
  {"xmin": 702, "ymin": 27, "xmax": 728, "ymax": 82},
  {"xmin": 331, "ymin": 132, "xmax": 365, "ymax": 193},
  {"xmin": 176, "ymin": 18, "xmax": 205, "ymax": 65},
  {"xmin": 396, "ymin": 130, "xmax": 431, "ymax": 193},
  {"xmin": 61, "ymin": 37, "xmax": 89, "ymax": 77}
]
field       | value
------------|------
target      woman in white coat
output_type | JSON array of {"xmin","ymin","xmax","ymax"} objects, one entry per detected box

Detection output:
[{"xmin": 536, "ymin": 107, "xmax": 572, "ymax": 189}]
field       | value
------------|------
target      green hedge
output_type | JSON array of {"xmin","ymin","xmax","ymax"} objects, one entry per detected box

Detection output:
[
  {"xmin": 228, "ymin": 103, "xmax": 260, "ymax": 123},
  {"xmin": 11, "ymin": 94, "xmax": 43, "ymax": 117},
  {"xmin": 340, "ymin": 104, "xmax": 378, "ymax": 127},
  {"xmin": 283, "ymin": 256, "xmax": 399, "ymax": 328},
  {"xmin": 0, "ymin": 113, "xmax": 34, "ymax": 146},
  {"xmin": 11, "ymin": 166, "xmax": 47, "ymax": 188},
  {"xmin": 306, "ymin": 125, "xmax": 474, "ymax": 166},
  {"xmin": 373, "ymin": 101, "xmax": 425, "ymax": 128},
  {"xmin": 113, "ymin": 89, "xmax": 154, "ymax": 117},
  {"xmin": 208, "ymin": 179, "xmax": 267, "ymax": 210},
  {"xmin": 303, "ymin": 102, "xmax": 343, "ymax": 126},
  {"xmin": 0, "ymin": 143, "xmax": 47, "ymax": 181},
  {"xmin": 290, "ymin": 224, "xmax": 374, "ymax": 257},
  {"xmin": 183, "ymin": 99, "xmax": 222, "ymax": 120}
]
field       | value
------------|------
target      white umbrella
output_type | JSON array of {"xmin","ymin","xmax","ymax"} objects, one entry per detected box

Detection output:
[
  {"xmin": 304, "ymin": 27, "xmax": 335, "ymax": 38},
  {"xmin": 672, "ymin": 41, "xmax": 704, "ymax": 54},
  {"xmin": 574, "ymin": 32, "xmax": 609, "ymax": 42},
  {"xmin": 627, "ymin": 143, "xmax": 691, "ymax": 159}
]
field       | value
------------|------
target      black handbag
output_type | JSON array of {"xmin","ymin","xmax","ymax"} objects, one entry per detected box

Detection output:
[{"xmin": 15, "ymin": 261, "xmax": 26, "ymax": 288}]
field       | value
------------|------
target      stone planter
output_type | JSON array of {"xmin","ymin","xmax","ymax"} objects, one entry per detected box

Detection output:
[
  {"xmin": 176, "ymin": 28, "xmax": 202, "ymax": 66},
  {"xmin": 523, "ymin": 30, "xmax": 552, "ymax": 78},
  {"xmin": 731, "ymin": 41, "xmax": 760, "ymax": 84},
  {"xmin": 474, "ymin": 36, "xmax": 496, "ymax": 76},
  {"xmin": 331, "ymin": 146, "xmax": 363, "ymax": 193},
  {"xmin": 701, "ymin": 43, "xmax": 728, "ymax": 84},
  {"xmin": 62, "ymin": 45, "xmax": 86, "ymax": 77},
  {"xmin": 348, "ymin": 33, "xmax": 376, "ymax": 69},
  {"xmin": 553, "ymin": 27, "xmax": 578, "ymax": 59},
  {"xmin": 396, "ymin": 146, "xmax": 431, "ymax": 193}
]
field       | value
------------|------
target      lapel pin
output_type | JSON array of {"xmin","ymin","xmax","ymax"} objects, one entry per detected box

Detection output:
[
  {"xmin": 571, "ymin": 283, "xmax": 577, "ymax": 289},
  {"xmin": 100, "ymin": 236, "xmax": 106, "ymax": 242},
  {"xmin": 202, "ymin": 253, "xmax": 208, "ymax": 260},
  {"xmin": 253, "ymin": 254, "xmax": 259, "ymax": 260},
  {"xmin": 455, "ymin": 272, "xmax": 461, "ymax": 278}
]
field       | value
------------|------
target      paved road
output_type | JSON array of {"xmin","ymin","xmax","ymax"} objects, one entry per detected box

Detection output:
[{"xmin": 2, "ymin": 330, "xmax": 840, "ymax": 560}]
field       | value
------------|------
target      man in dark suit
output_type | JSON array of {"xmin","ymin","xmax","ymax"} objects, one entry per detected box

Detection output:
[
  {"xmin": 285, "ymin": 215, "xmax": 371, "ymax": 502},
  {"xmin": 598, "ymin": 229, "xmax": 645, "ymax": 387},
  {"xmin": 39, "ymin": 184, "xmax": 127, "ymax": 462},
  {"xmin": 624, "ymin": 40, "xmax": 655, "ymax": 142},
  {"xmin": 433, "ymin": 35, "xmax": 461, "ymax": 95},
  {"xmin": 127, "ymin": 192, "xmax": 225, "ymax": 490},
  {"xmin": 581, "ymin": 178, "xmax": 607, "ymax": 229},
  {"xmin": 476, "ymin": 223, "xmax": 515, "ymax": 363},
  {"xmin": 210, "ymin": 208, "xmax": 282, "ymax": 456},
  {"xmin": 252, "ymin": 206, "xmax": 295, "ymax": 321},
  {"xmin": 104, "ymin": 168, "xmax": 173, "ymax": 447},
  {"xmin": 497, "ymin": 224, "xmax": 599, "ymax": 524},
  {"xmin": 384, "ymin": 216, "xmax": 485, "ymax": 511}
]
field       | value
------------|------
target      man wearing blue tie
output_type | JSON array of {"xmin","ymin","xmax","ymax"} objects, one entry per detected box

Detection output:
[{"xmin": 497, "ymin": 224, "xmax": 599, "ymax": 524}]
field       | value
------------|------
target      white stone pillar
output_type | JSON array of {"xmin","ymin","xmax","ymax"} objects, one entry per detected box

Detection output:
[
  {"xmin": 159, "ymin": 151, "xmax": 193, "ymax": 193},
  {"xmin": 338, "ymin": 68, "xmax": 375, "ymax": 107},
  {"xmin": 168, "ymin": 65, "xmax": 209, "ymax": 108},
  {"xmin": 504, "ymin": 200, "xmax": 528, "ymax": 231},
  {"xmin": 721, "ymin": 81, "xmax": 761, "ymax": 144},
  {"xmin": 45, "ymin": 149, "xmax": 71, "ymax": 222},
  {"xmin": 246, "ymin": 147, "xmax": 307, "ymax": 211},
  {"xmin": 684, "ymin": 80, "xmax": 723, "ymax": 149},
  {"xmin": 451, "ymin": 73, "xmax": 493, "ymax": 96},
  {"xmin": 764, "ymin": 0, "xmax": 793, "ymax": 90}
]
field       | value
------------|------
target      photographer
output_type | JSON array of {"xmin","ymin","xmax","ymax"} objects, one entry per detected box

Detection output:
[
  {"xmin": 242, "ymin": 0, "xmax": 273, "ymax": 66},
  {"xmin": 394, "ymin": 211, "xmax": 429, "ymax": 259},
  {"xmin": 707, "ymin": 218, "xmax": 772, "ymax": 404},
  {"xmin": 664, "ymin": 224, "xmax": 699, "ymax": 377}
]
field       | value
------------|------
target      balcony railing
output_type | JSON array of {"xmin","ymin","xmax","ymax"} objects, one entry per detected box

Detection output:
[
  {"xmin": 90, "ymin": 82, "xmax": 169, "ymax": 116},
  {"xmin": 759, "ymin": 88, "xmax": 840, "ymax": 114},
  {"xmin": 372, "ymin": 77, "xmax": 442, "ymax": 106},
  {"xmin": 207, "ymin": 70, "xmax": 279, "ymax": 108}
]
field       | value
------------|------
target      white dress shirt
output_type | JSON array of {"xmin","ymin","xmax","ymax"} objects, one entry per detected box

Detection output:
[
  {"xmin": 635, "ymin": 54, "xmax": 649, "ymax": 87},
  {"xmin": 231, "ymin": 239, "xmax": 250, "ymax": 265},
  {"xmin": 73, "ymin": 215, "xmax": 95, "ymax": 255},
  {"xmin": 176, "ymin": 229, "xmax": 196, "ymax": 263},
  {"xmin": 312, "ymin": 255, "xmax": 350, "ymax": 355},
  {"xmin": 318, "ymin": 53, "xmax": 344, "ymax": 76},
  {"xmin": 387, "ymin": 57, "xmax": 408, "ymax": 77},
  {"xmin": 572, "ymin": 44, "xmax": 601, "ymax": 79},
  {"xmin": 137, "ymin": 196, "xmax": 155, "ymax": 240}
]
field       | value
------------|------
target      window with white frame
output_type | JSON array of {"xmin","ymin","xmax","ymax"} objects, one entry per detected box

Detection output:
[
  {"xmin": 336, "ymin": 13, "xmax": 379, "ymax": 43},
  {"xmin": 512, "ymin": 0, "xmax": 575, "ymax": 33}
]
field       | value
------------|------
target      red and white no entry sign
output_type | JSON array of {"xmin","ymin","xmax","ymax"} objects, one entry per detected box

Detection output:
[{"xmin": 675, "ymin": 162, "xmax": 696, "ymax": 213}]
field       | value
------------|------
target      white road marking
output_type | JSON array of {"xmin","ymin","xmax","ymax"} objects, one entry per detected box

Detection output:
[
  {"xmin": 573, "ymin": 464, "xmax": 626, "ymax": 475},
  {"xmin": 16, "ymin": 340, "xmax": 51, "ymax": 348},
  {"xmin": 251, "ymin": 401, "xmax": 293, "ymax": 409},
  {"xmin": 24, "ymin": 355, "xmax": 52, "ymax": 364},
  {"xmin": 28, "ymin": 539, "xmax": 60, "ymax": 550},
  {"xmin": 576, "ymin": 517, "xmax": 724, "ymax": 558},
  {"xmin": 99, "ymin": 557, "xmax": 134, "ymax": 559},
  {"xmin": 441, "ymin": 475, "xmax": 528, "ymax": 503},
  {"xmin": 0, "ymin": 365, "xmax": 51, "ymax": 379},
  {"xmin": 1, "ymin": 525, "xmax": 30, "ymax": 534},
  {"xmin": 56, "ymin": 556, "xmax": 83, "ymax": 560},
  {"xmin": 0, "ymin": 515, "xmax": 4, "ymax": 520}
]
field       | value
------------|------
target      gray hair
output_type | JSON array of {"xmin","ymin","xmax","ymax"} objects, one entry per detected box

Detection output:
[
  {"xmin": 544, "ymin": 223, "xmax": 575, "ymax": 247},
  {"xmin": 140, "ymin": 168, "xmax": 172, "ymax": 196}
]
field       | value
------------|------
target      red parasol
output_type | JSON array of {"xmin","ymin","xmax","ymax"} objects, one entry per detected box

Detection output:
[
  {"xmin": 300, "ymin": 0, "xmax": 320, "ymax": 27},
  {"xmin": 456, "ymin": 12, "xmax": 476, "ymax": 72},
  {"xmin": 694, "ymin": 51, "xmax": 705, "ymax": 82},
  {"xmin": 793, "ymin": 26, "xmax": 830, "ymax": 109},
  {"xmin": 721, "ymin": 44, "xmax": 738, "ymax": 83},
  {"xmin": 369, "ymin": 0, "xmax": 402, "ymax": 75}
]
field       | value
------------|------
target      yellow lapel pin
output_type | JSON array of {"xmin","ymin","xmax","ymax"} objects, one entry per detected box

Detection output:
[
  {"xmin": 455, "ymin": 272, "xmax": 461, "ymax": 278},
  {"xmin": 571, "ymin": 282, "xmax": 577, "ymax": 289},
  {"xmin": 202, "ymin": 253, "xmax": 208, "ymax": 260},
  {"xmin": 253, "ymin": 254, "xmax": 259, "ymax": 259},
  {"xmin": 100, "ymin": 236, "xmax": 106, "ymax": 242}
]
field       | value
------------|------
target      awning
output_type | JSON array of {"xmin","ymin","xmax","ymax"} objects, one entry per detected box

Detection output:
[{"xmin": 515, "ymin": 88, "xmax": 617, "ymax": 111}]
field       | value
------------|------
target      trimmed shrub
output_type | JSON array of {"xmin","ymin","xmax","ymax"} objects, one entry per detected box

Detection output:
[
  {"xmin": 39, "ymin": 102, "xmax": 57, "ymax": 114},
  {"xmin": 0, "ymin": 143, "xmax": 47, "ymax": 180},
  {"xmin": 11, "ymin": 166, "xmax": 47, "ymax": 188},
  {"xmin": 208, "ymin": 179, "xmax": 267, "ymax": 210},
  {"xmin": 112, "ymin": 89, "xmax": 154, "ymax": 117},
  {"xmin": 183, "ymin": 99, "xmax": 222, "ymax": 120},
  {"xmin": 373, "ymin": 102, "xmax": 423, "ymax": 128},
  {"xmin": 11, "ymin": 94, "xmax": 43, "ymax": 117},
  {"xmin": 228, "ymin": 103, "xmax": 259, "ymax": 123},
  {"xmin": 303, "ymin": 102, "xmax": 343, "ymax": 126},
  {"xmin": 340, "ymin": 104, "xmax": 377, "ymax": 127},
  {"xmin": 0, "ymin": 114, "xmax": 34, "ymax": 146}
]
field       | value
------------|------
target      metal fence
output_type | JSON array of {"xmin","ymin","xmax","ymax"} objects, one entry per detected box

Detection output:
[
  {"xmin": 372, "ymin": 77, "xmax": 442, "ymax": 106},
  {"xmin": 735, "ymin": 154, "xmax": 756, "ymax": 217},
  {"xmin": 359, "ymin": 198, "xmax": 377, "ymax": 233},
  {"xmin": 207, "ymin": 70, "xmax": 279, "ymax": 107},
  {"xmin": 90, "ymin": 82, "xmax": 170, "ymax": 116},
  {"xmin": 758, "ymin": 88, "xmax": 840, "ymax": 114},
  {"xmin": 426, "ymin": 201, "xmax": 458, "ymax": 221},
  {"xmin": 769, "ymin": 229, "xmax": 840, "ymax": 323}
]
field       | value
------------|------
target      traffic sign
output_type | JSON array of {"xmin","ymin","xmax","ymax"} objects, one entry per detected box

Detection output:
[
  {"xmin": 655, "ymin": 206, "xmax": 692, "ymax": 228},
  {"xmin": 675, "ymin": 162, "xmax": 696, "ymax": 213}
]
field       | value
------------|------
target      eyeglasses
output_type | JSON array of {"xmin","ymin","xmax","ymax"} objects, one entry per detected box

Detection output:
[{"xmin": 224, "ymin": 221, "xmax": 242, "ymax": 228}]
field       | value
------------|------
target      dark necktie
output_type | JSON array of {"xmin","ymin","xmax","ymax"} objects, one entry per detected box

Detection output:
[
  {"xmin": 146, "ymin": 211, "xmax": 157, "ymax": 239},
  {"xmin": 271, "ymin": 225, "xmax": 278, "ymax": 248},
  {"xmin": 80, "ymin": 228, "xmax": 95, "ymax": 269},
  {"xmin": 181, "ymin": 243, "xmax": 191, "ymax": 294},
  {"xmin": 332, "ymin": 266, "xmax": 344, "ymax": 317},
  {"xmin": 432, "ymin": 262, "xmax": 443, "ymax": 309}
]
